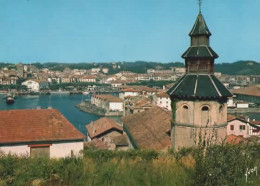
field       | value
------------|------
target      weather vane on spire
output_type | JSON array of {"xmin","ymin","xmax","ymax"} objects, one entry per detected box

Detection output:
[{"xmin": 198, "ymin": 0, "xmax": 202, "ymax": 13}]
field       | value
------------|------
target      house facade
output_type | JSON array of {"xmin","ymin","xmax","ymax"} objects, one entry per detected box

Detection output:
[
  {"xmin": 0, "ymin": 109, "xmax": 85, "ymax": 158},
  {"xmin": 227, "ymin": 115, "xmax": 260, "ymax": 137}
]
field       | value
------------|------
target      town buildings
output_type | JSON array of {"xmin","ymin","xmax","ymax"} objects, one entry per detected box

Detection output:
[
  {"xmin": 0, "ymin": 109, "xmax": 85, "ymax": 158},
  {"xmin": 86, "ymin": 117, "xmax": 128, "ymax": 150}
]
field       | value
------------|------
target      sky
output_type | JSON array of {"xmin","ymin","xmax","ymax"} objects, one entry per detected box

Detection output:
[{"xmin": 0, "ymin": 0, "xmax": 259, "ymax": 64}]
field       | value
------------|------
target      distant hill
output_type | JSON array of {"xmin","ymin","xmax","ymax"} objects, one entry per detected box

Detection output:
[
  {"xmin": 0, "ymin": 60, "xmax": 259, "ymax": 75},
  {"xmin": 214, "ymin": 61, "xmax": 260, "ymax": 75}
]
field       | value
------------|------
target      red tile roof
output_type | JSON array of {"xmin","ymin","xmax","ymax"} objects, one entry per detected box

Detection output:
[
  {"xmin": 92, "ymin": 94, "xmax": 123, "ymax": 102},
  {"xmin": 0, "ymin": 109, "xmax": 85, "ymax": 144},
  {"xmin": 120, "ymin": 86, "xmax": 158, "ymax": 93},
  {"xmin": 86, "ymin": 117, "xmax": 123, "ymax": 139},
  {"xmin": 231, "ymin": 85, "xmax": 260, "ymax": 97},
  {"xmin": 156, "ymin": 92, "xmax": 170, "ymax": 98},
  {"xmin": 122, "ymin": 106, "xmax": 171, "ymax": 150}
]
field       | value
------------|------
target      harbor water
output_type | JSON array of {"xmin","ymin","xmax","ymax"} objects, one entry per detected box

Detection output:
[{"xmin": 0, "ymin": 94, "xmax": 100, "ymax": 135}]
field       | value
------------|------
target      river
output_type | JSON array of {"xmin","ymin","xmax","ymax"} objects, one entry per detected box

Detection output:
[{"xmin": 0, "ymin": 94, "xmax": 100, "ymax": 135}]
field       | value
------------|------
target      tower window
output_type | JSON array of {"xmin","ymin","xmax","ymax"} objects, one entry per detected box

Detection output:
[
  {"xmin": 182, "ymin": 105, "xmax": 189, "ymax": 124},
  {"xmin": 202, "ymin": 106, "xmax": 209, "ymax": 111},
  {"xmin": 201, "ymin": 106, "xmax": 210, "ymax": 126},
  {"xmin": 230, "ymin": 125, "xmax": 234, "ymax": 130}
]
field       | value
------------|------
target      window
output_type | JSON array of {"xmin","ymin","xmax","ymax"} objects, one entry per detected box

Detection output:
[
  {"xmin": 201, "ymin": 106, "xmax": 210, "ymax": 125},
  {"xmin": 182, "ymin": 105, "xmax": 189, "ymax": 124},
  {"xmin": 230, "ymin": 125, "xmax": 234, "ymax": 130},
  {"xmin": 30, "ymin": 146, "xmax": 50, "ymax": 158},
  {"xmin": 240, "ymin": 125, "xmax": 245, "ymax": 130},
  {"xmin": 252, "ymin": 129, "xmax": 259, "ymax": 133}
]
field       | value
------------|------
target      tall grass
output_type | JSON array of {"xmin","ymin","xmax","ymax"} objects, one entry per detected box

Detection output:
[{"xmin": 0, "ymin": 143, "xmax": 259, "ymax": 186}]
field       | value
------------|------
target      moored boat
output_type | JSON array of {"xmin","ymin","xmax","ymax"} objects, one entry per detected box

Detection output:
[{"xmin": 6, "ymin": 94, "xmax": 14, "ymax": 104}]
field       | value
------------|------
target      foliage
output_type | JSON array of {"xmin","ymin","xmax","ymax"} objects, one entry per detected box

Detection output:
[{"xmin": 0, "ymin": 143, "xmax": 259, "ymax": 185}]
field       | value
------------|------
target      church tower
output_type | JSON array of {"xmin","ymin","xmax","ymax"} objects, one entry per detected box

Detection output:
[{"xmin": 167, "ymin": 5, "xmax": 232, "ymax": 150}]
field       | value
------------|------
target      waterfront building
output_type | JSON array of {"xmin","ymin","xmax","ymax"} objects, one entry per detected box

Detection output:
[
  {"xmin": 22, "ymin": 79, "xmax": 49, "ymax": 92},
  {"xmin": 91, "ymin": 94, "xmax": 124, "ymax": 112},
  {"xmin": 122, "ymin": 106, "xmax": 171, "ymax": 150},
  {"xmin": 167, "ymin": 9, "xmax": 232, "ymax": 150},
  {"xmin": 0, "ymin": 109, "xmax": 85, "ymax": 158}
]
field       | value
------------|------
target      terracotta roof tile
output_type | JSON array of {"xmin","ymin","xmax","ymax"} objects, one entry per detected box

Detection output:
[
  {"xmin": 122, "ymin": 106, "xmax": 171, "ymax": 150},
  {"xmin": 231, "ymin": 85, "xmax": 260, "ymax": 97},
  {"xmin": 0, "ymin": 109, "xmax": 85, "ymax": 144},
  {"xmin": 86, "ymin": 117, "xmax": 123, "ymax": 139},
  {"xmin": 92, "ymin": 94, "xmax": 123, "ymax": 102},
  {"xmin": 111, "ymin": 134, "xmax": 129, "ymax": 146}
]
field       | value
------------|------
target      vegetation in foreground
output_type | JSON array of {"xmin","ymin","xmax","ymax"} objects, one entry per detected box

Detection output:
[{"xmin": 0, "ymin": 142, "xmax": 259, "ymax": 186}]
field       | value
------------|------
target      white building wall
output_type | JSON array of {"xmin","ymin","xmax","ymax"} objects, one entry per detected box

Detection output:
[
  {"xmin": 22, "ymin": 80, "xmax": 40, "ymax": 92},
  {"xmin": 119, "ymin": 92, "xmax": 139, "ymax": 98},
  {"xmin": 237, "ymin": 103, "xmax": 249, "ymax": 108},
  {"xmin": 0, "ymin": 145, "xmax": 30, "ymax": 156},
  {"xmin": 109, "ymin": 102, "xmax": 123, "ymax": 111},
  {"xmin": 0, "ymin": 141, "xmax": 84, "ymax": 158},
  {"xmin": 156, "ymin": 97, "xmax": 171, "ymax": 110},
  {"xmin": 50, "ymin": 141, "xmax": 84, "ymax": 158}
]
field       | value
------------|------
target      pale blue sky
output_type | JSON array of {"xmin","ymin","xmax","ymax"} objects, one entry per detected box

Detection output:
[{"xmin": 0, "ymin": 0, "xmax": 259, "ymax": 63}]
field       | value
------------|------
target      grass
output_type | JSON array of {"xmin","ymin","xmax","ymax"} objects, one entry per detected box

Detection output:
[{"xmin": 0, "ymin": 144, "xmax": 259, "ymax": 186}]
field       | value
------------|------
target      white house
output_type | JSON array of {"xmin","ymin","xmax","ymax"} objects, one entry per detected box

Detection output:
[
  {"xmin": 22, "ymin": 79, "xmax": 49, "ymax": 92},
  {"xmin": 22, "ymin": 80, "xmax": 40, "ymax": 92},
  {"xmin": 227, "ymin": 115, "xmax": 260, "ymax": 138},
  {"xmin": 0, "ymin": 109, "xmax": 85, "ymax": 158},
  {"xmin": 155, "ymin": 92, "xmax": 171, "ymax": 110},
  {"xmin": 236, "ymin": 101, "xmax": 249, "ymax": 108}
]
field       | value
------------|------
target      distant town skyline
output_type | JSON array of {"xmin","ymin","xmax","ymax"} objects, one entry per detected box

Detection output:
[{"xmin": 0, "ymin": 0, "xmax": 259, "ymax": 63}]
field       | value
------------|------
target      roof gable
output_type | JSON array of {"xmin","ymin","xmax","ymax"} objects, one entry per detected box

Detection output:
[{"xmin": 86, "ymin": 117, "xmax": 123, "ymax": 139}]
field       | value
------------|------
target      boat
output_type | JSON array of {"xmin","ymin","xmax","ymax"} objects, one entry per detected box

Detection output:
[
  {"xmin": 6, "ymin": 94, "xmax": 15, "ymax": 104},
  {"xmin": 82, "ymin": 91, "xmax": 90, "ymax": 95}
]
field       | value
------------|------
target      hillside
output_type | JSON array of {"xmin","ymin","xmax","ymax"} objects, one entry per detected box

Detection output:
[
  {"xmin": 215, "ymin": 61, "xmax": 260, "ymax": 75},
  {"xmin": 0, "ymin": 61, "xmax": 259, "ymax": 75}
]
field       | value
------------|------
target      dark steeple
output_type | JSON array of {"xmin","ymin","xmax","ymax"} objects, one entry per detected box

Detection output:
[
  {"xmin": 182, "ymin": 11, "xmax": 218, "ymax": 74},
  {"xmin": 189, "ymin": 13, "xmax": 211, "ymax": 37},
  {"xmin": 167, "ymin": 7, "xmax": 232, "ymax": 99}
]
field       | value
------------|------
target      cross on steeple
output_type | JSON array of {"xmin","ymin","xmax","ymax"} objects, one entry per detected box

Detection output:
[{"xmin": 198, "ymin": 0, "xmax": 202, "ymax": 13}]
